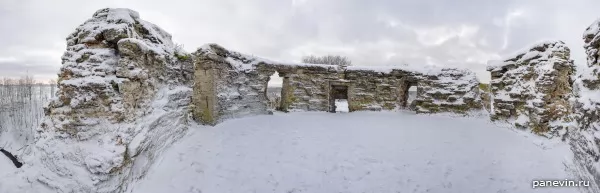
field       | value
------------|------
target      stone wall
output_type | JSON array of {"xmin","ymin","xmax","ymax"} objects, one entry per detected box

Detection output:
[
  {"xmin": 486, "ymin": 41, "xmax": 575, "ymax": 138},
  {"xmin": 22, "ymin": 7, "xmax": 600, "ymax": 193},
  {"xmin": 192, "ymin": 44, "xmax": 341, "ymax": 125},
  {"xmin": 414, "ymin": 69, "xmax": 482, "ymax": 113},
  {"xmin": 15, "ymin": 8, "xmax": 195, "ymax": 193},
  {"xmin": 192, "ymin": 44, "xmax": 482, "ymax": 125},
  {"xmin": 344, "ymin": 69, "xmax": 408, "ymax": 111},
  {"xmin": 192, "ymin": 45, "xmax": 270, "ymax": 125},
  {"xmin": 569, "ymin": 19, "xmax": 600, "ymax": 192},
  {"xmin": 281, "ymin": 65, "xmax": 341, "ymax": 112},
  {"xmin": 343, "ymin": 68, "xmax": 481, "ymax": 113},
  {"xmin": 46, "ymin": 9, "xmax": 193, "ymax": 133},
  {"xmin": 483, "ymin": 30, "xmax": 600, "ymax": 193}
]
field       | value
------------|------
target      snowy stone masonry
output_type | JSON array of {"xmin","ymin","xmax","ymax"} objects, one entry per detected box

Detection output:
[
  {"xmin": 486, "ymin": 38, "xmax": 600, "ymax": 192},
  {"xmin": 0, "ymin": 8, "xmax": 194, "ymax": 193},
  {"xmin": 486, "ymin": 41, "xmax": 575, "ymax": 138},
  {"xmin": 192, "ymin": 44, "xmax": 482, "ymax": 125},
  {"xmin": 569, "ymin": 18, "xmax": 600, "ymax": 193}
]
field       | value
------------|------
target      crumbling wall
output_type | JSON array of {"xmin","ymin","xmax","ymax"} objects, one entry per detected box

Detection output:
[
  {"xmin": 487, "ymin": 41, "xmax": 575, "ymax": 138},
  {"xmin": 0, "ymin": 7, "xmax": 484, "ymax": 193},
  {"xmin": 344, "ymin": 67, "xmax": 481, "ymax": 113},
  {"xmin": 2, "ymin": 8, "xmax": 194, "ymax": 193},
  {"xmin": 414, "ymin": 69, "xmax": 482, "ymax": 113},
  {"xmin": 344, "ymin": 69, "xmax": 406, "ymax": 111},
  {"xmin": 192, "ymin": 44, "xmax": 341, "ymax": 124},
  {"xmin": 49, "ymin": 9, "xmax": 193, "ymax": 130},
  {"xmin": 281, "ymin": 65, "xmax": 340, "ymax": 112},
  {"xmin": 192, "ymin": 44, "xmax": 272, "ymax": 125},
  {"xmin": 569, "ymin": 19, "xmax": 600, "ymax": 192},
  {"xmin": 191, "ymin": 45, "xmax": 483, "ymax": 125}
]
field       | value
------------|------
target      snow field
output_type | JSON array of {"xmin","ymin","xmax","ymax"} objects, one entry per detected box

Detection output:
[{"xmin": 131, "ymin": 111, "xmax": 578, "ymax": 193}]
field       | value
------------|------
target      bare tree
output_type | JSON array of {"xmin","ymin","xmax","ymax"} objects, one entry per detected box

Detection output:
[
  {"xmin": 23, "ymin": 75, "xmax": 35, "ymax": 101},
  {"xmin": 0, "ymin": 75, "xmax": 54, "ymax": 149},
  {"xmin": 301, "ymin": 55, "xmax": 352, "ymax": 67},
  {"xmin": 48, "ymin": 79, "xmax": 57, "ymax": 98},
  {"xmin": 3, "ymin": 77, "xmax": 14, "ymax": 86}
]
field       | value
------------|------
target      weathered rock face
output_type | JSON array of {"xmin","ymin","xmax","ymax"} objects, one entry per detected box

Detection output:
[
  {"xmin": 48, "ymin": 8, "xmax": 192, "ymax": 131},
  {"xmin": 192, "ymin": 44, "xmax": 482, "ymax": 125},
  {"xmin": 2, "ymin": 8, "xmax": 193, "ymax": 193},
  {"xmin": 487, "ymin": 41, "xmax": 575, "ymax": 138},
  {"xmin": 569, "ymin": 19, "xmax": 600, "ymax": 192}
]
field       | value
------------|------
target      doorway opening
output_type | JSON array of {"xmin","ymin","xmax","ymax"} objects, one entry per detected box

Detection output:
[
  {"xmin": 266, "ymin": 72, "xmax": 284, "ymax": 111},
  {"xmin": 403, "ymin": 82, "xmax": 418, "ymax": 110},
  {"xmin": 330, "ymin": 85, "xmax": 349, "ymax": 113}
]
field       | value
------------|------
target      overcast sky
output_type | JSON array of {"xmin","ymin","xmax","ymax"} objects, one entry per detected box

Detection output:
[{"xmin": 1, "ymin": 0, "xmax": 599, "ymax": 82}]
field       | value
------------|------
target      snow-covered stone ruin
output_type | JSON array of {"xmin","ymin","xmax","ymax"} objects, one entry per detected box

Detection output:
[
  {"xmin": 0, "ymin": 8, "xmax": 483, "ymax": 193},
  {"xmin": 191, "ymin": 44, "xmax": 482, "ymax": 125},
  {"xmin": 486, "ymin": 41, "xmax": 576, "ymax": 138},
  {"xmin": 5, "ymin": 6, "xmax": 600, "ymax": 193},
  {"xmin": 1, "ymin": 8, "xmax": 194, "ymax": 192},
  {"xmin": 569, "ymin": 18, "xmax": 600, "ymax": 192},
  {"xmin": 486, "ymin": 38, "xmax": 600, "ymax": 191}
]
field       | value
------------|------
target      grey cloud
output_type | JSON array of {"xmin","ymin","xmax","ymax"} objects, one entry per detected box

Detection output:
[
  {"xmin": 0, "ymin": 60, "xmax": 60, "ymax": 80},
  {"xmin": 1, "ymin": 0, "xmax": 599, "ymax": 82}
]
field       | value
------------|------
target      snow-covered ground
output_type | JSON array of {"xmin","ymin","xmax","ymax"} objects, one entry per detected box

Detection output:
[
  {"xmin": 0, "ymin": 150, "xmax": 17, "ymax": 176},
  {"xmin": 130, "ymin": 111, "xmax": 578, "ymax": 193},
  {"xmin": 335, "ymin": 99, "xmax": 349, "ymax": 113}
]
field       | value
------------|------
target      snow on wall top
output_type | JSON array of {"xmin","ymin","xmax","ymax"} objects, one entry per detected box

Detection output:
[
  {"xmin": 60, "ymin": 8, "xmax": 185, "ymax": 88},
  {"xmin": 580, "ymin": 18, "xmax": 600, "ymax": 83},
  {"xmin": 345, "ymin": 64, "xmax": 445, "ymax": 75},
  {"xmin": 197, "ymin": 44, "xmax": 339, "ymax": 71},
  {"xmin": 584, "ymin": 18, "xmax": 600, "ymax": 64},
  {"xmin": 488, "ymin": 40, "xmax": 573, "ymax": 100},
  {"xmin": 69, "ymin": 8, "xmax": 175, "ymax": 56},
  {"xmin": 578, "ymin": 18, "xmax": 600, "ymax": 108},
  {"xmin": 487, "ymin": 39, "xmax": 574, "ymax": 138},
  {"xmin": 197, "ymin": 43, "xmax": 473, "ymax": 76},
  {"xmin": 584, "ymin": 18, "xmax": 600, "ymax": 37},
  {"xmin": 486, "ymin": 40, "xmax": 570, "ymax": 72}
]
